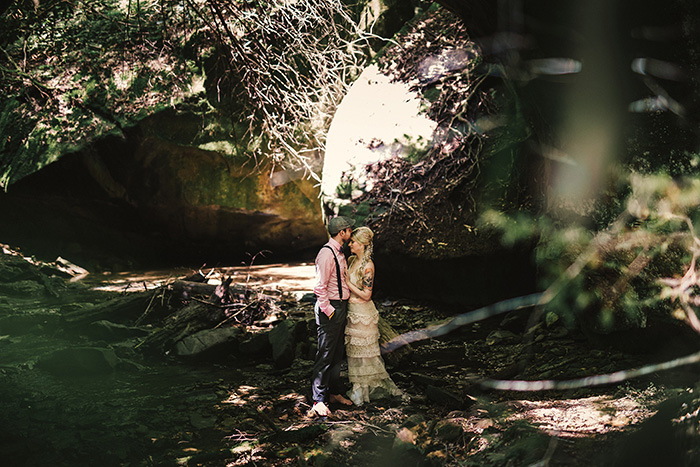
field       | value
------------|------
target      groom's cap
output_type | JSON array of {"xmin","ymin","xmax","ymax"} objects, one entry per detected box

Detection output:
[{"xmin": 328, "ymin": 216, "xmax": 355, "ymax": 235}]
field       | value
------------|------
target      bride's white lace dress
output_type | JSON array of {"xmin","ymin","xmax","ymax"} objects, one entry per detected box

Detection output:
[{"xmin": 344, "ymin": 261, "xmax": 402, "ymax": 406}]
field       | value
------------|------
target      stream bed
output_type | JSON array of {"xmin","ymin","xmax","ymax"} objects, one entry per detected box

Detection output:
[{"xmin": 1, "ymin": 259, "xmax": 699, "ymax": 466}]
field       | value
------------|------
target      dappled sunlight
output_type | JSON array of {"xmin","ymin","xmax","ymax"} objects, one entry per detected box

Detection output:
[
  {"xmin": 508, "ymin": 394, "xmax": 656, "ymax": 438},
  {"xmin": 86, "ymin": 262, "xmax": 316, "ymax": 298},
  {"xmin": 84, "ymin": 268, "xmax": 192, "ymax": 292},
  {"xmin": 223, "ymin": 385, "xmax": 261, "ymax": 406},
  {"xmin": 226, "ymin": 263, "xmax": 316, "ymax": 298}
]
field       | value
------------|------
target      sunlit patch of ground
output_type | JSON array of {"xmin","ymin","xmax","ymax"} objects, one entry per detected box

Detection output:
[
  {"xmin": 508, "ymin": 394, "xmax": 657, "ymax": 437},
  {"xmin": 223, "ymin": 385, "xmax": 261, "ymax": 406},
  {"xmin": 224, "ymin": 263, "xmax": 316, "ymax": 298},
  {"xmin": 83, "ymin": 267, "xmax": 192, "ymax": 292},
  {"xmin": 85, "ymin": 262, "xmax": 317, "ymax": 298}
]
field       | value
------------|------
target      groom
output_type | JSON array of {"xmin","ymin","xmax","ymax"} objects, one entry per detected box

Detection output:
[{"xmin": 310, "ymin": 215, "xmax": 355, "ymax": 416}]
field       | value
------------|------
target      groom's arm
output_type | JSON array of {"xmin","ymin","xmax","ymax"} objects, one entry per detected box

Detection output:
[{"xmin": 313, "ymin": 249, "xmax": 336, "ymax": 318}]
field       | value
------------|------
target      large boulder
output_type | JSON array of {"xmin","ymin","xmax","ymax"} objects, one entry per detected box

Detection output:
[
  {"xmin": 174, "ymin": 326, "xmax": 244, "ymax": 359},
  {"xmin": 0, "ymin": 2, "xmax": 426, "ymax": 270},
  {"xmin": 119, "ymin": 112, "xmax": 329, "ymax": 258},
  {"xmin": 0, "ymin": 110, "xmax": 328, "ymax": 268}
]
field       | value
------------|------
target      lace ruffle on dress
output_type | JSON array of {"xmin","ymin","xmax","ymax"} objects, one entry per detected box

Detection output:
[{"xmin": 345, "ymin": 266, "xmax": 402, "ymax": 406}]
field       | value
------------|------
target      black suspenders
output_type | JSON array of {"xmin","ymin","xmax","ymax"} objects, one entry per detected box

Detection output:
[{"xmin": 322, "ymin": 245, "xmax": 343, "ymax": 300}]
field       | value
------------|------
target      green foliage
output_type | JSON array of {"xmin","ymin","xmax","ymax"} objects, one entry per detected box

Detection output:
[
  {"xmin": 399, "ymin": 134, "xmax": 430, "ymax": 164},
  {"xmin": 0, "ymin": 0, "xmax": 195, "ymax": 187},
  {"xmin": 480, "ymin": 167, "xmax": 700, "ymax": 334},
  {"xmin": 335, "ymin": 180, "xmax": 354, "ymax": 199},
  {"xmin": 630, "ymin": 149, "xmax": 700, "ymax": 178},
  {"xmin": 0, "ymin": 0, "xmax": 368, "ymax": 188}
]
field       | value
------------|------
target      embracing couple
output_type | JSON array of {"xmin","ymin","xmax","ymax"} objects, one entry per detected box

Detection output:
[{"xmin": 309, "ymin": 216, "xmax": 402, "ymax": 417}]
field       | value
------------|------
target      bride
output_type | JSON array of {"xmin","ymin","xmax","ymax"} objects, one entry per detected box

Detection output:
[{"xmin": 344, "ymin": 226, "xmax": 402, "ymax": 406}]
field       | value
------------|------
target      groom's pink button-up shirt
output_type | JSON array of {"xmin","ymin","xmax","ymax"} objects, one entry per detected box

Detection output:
[{"xmin": 313, "ymin": 237, "xmax": 349, "ymax": 317}]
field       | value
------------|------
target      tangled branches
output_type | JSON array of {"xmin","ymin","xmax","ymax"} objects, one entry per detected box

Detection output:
[
  {"xmin": 185, "ymin": 0, "xmax": 371, "ymax": 179},
  {"xmin": 0, "ymin": 0, "xmax": 374, "ymax": 187},
  {"xmin": 346, "ymin": 8, "xmax": 495, "ymax": 258},
  {"xmin": 136, "ymin": 269, "xmax": 281, "ymax": 352}
]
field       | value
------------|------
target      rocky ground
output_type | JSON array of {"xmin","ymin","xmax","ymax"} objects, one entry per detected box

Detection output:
[{"xmin": 2, "ymin": 246, "xmax": 700, "ymax": 466}]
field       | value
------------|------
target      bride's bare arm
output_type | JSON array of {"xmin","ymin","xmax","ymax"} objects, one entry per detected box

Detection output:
[{"xmin": 347, "ymin": 263, "xmax": 374, "ymax": 301}]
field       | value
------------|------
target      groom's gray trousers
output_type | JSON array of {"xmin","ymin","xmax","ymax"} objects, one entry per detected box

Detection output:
[{"xmin": 311, "ymin": 299, "xmax": 348, "ymax": 403}]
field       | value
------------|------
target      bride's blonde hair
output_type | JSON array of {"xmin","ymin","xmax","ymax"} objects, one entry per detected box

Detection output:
[{"xmin": 351, "ymin": 227, "xmax": 374, "ymax": 283}]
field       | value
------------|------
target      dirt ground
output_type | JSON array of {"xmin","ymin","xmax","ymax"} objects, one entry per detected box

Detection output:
[{"xmin": 3, "ymin": 257, "xmax": 700, "ymax": 466}]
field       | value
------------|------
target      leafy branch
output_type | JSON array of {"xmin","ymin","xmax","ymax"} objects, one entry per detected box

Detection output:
[{"xmin": 0, "ymin": 0, "xmax": 379, "ymax": 187}]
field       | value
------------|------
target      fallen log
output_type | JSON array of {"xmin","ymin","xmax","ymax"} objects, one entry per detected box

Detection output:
[
  {"xmin": 137, "ymin": 301, "xmax": 226, "ymax": 353},
  {"xmin": 62, "ymin": 293, "xmax": 152, "ymax": 327}
]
